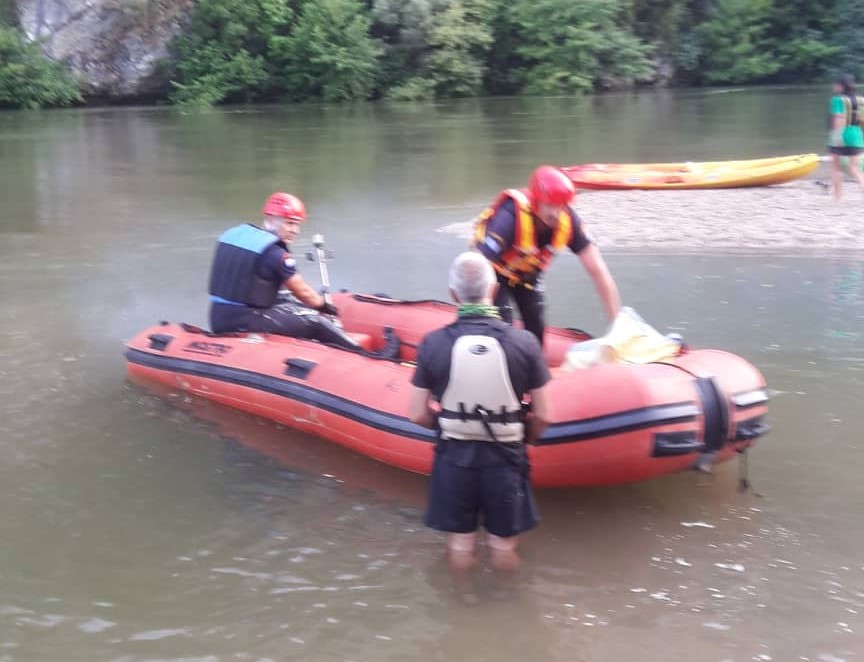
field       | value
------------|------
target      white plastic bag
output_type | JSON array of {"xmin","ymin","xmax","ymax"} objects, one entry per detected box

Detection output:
[{"xmin": 561, "ymin": 307, "xmax": 682, "ymax": 371}]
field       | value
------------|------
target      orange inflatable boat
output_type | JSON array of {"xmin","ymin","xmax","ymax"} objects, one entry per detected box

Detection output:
[{"xmin": 124, "ymin": 292, "xmax": 769, "ymax": 488}]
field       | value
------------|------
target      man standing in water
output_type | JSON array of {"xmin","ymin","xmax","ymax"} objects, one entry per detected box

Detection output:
[
  {"xmin": 409, "ymin": 252, "xmax": 551, "ymax": 573},
  {"xmin": 208, "ymin": 192, "xmax": 360, "ymax": 350},
  {"xmin": 472, "ymin": 165, "xmax": 620, "ymax": 344}
]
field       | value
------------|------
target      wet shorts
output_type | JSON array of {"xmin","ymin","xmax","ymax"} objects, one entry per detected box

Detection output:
[
  {"xmin": 829, "ymin": 146, "xmax": 863, "ymax": 156},
  {"xmin": 424, "ymin": 442, "xmax": 539, "ymax": 538}
]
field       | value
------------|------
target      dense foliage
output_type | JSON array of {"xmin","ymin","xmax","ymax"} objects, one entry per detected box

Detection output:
[
  {"xmin": 4, "ymin": 0, "xmax": 864, "ymax": 107},
  {"xmin": 0, "ymin": 27, "xmax": 81, "ymax": 109},
  {"xmin": 167, "ymin": 0, "xmax": 293, "ymax": 105},
  {"xmin": 506, "ymin": 0, "xmax": 653, "ymax": 94},
  {"xmin": 165, "ymin": 0, "xmax": 862, "ymax": 106},
  {"xmin": 166, "ymin": 0, "xmax": 383, "ymax": 105},
  {"xmin": 270, "ymin": 0, "xmax": 382, "ymax": 101},
  {"xmin": 0, "ymin": 0, "xmax": 16, "ymax": 26}
]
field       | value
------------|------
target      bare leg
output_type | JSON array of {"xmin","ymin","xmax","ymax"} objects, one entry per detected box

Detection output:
[
  {"xmin": 448, "ymin": 532, "xmax": 477, "ymax": 554},
  {"xmin": 832, "ymin": 154, "xmax": 844, "ymax": 201},
  {"xmin": 487, "ymin": 533, "xmax": 521, "ymax": 573},
  {"xmin": 849, "ymin": 154, "xmax": 864, "ymax": 191},
  {"xmin": 447, "ymin": 550, "xmax": 479, "ymax": 574},
  {"xmin": 446, "ymin": 533, "xmax": 479, "ymax": 599}
]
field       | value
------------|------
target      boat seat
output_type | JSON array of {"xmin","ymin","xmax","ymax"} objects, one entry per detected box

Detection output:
[{"xmin": 347, "ymin": 332, "xmax": 374, "ymax": 352}]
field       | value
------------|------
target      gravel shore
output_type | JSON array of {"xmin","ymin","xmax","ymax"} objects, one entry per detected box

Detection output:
[{"xmin": 445, "ymin": 162, "xmax": 864, "ymax": 255}]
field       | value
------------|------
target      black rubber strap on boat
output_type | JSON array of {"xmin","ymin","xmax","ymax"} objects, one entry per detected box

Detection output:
[
  {"xmin": 693, "ymin": 376, "xmax": 730, "ymax": 453},
  {"xmin": 645, "ymin": 360, "xmax": 737, "ymax": 452}
]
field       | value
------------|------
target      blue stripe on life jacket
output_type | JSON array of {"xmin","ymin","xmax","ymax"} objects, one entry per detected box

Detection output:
[
  {"xmin": 218, "ymin": 224, "xmax": 279, "ymax": 254},
  {"xmin": 209, "ymin": 295, "xmax": 245, "ymax": 305}
]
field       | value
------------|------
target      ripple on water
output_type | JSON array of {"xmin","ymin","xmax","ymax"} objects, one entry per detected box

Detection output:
[
  {"xmin": 77, "ymin": 617, "xmax": 116, "ymax": 633},
  {"xmin": 128, "ymin": 627, "xmax": 189, "ymax": 641}
]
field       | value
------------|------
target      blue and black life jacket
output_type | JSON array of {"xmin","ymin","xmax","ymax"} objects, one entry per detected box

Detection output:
[{"xmin": 208, "ymin": 224, "xmax": 283, "ymax": 308}]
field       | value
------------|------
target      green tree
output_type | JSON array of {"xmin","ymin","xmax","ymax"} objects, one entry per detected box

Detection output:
[
  {"xmin": 668, "ymin": 0, "xmax": 719, "ymax": 83},
  {"xmin": 0, "ymin": 0, "xmax": 17, "ymax": 26},
  {"xmin": 0, "ymin": 27, "xmax": 81, "ymax": 109},
  {"xmin": 390, "ymin": 0, "xmax": 495, "ymax": 99},
  {"xmin": 629, "ymin": 0, "xmax": 689, "ymax": 58},
  {"xmin": 425, "ymin": 0, "xmax": 495, "ymax": 97},
  {"xmin": 168, "ymin": 0, "xmax": 293, "ymax": 106},
  {"xmin": 773, "ymin": 31, "xmax": 840, "ymax": 81},
  {"xmin": 270, "ymin": 0, "xmax": 381, "ymax": 101},
  {"xmin": 371, "ymin": 0, "xmax": 447, "ymax": 92},
  {"xmin": 833, "ymin": 0, "xmax": 864, "ymax": 79},
  {"xmin": 506, "ymin": 0, "xmax": 652, "ymax": 94},
  {"xmin": 764, "ymin": 0, "xmax": 840, "ymax": 81},
  {"xmin": 696, "ymin": 0, "xmax": 780, "ymax": 83},
  {"xmin": 485, "ymin": 0, "xmax": 524, "ymax": 94}
]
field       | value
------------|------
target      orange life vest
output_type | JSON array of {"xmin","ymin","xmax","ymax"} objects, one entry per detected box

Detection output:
[{"xmin": 472, "ymin": 188, "xmax": 574, "ymax": 288}]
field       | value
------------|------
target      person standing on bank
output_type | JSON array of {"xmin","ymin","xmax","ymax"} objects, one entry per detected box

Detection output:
[
  {"xmin": 208, "ymin": 192, "xmax": 359, "ymax": 350},
  {"xmin": 828, "ymin": 74, "xmax": 864, "ymax": 201},
  {"xmin": 409, "ymin": 252, "xmax": 551, "ymax": 570},
  {"xmin": 472, "ymin": 165, "xmax": 621, "ymax": 345}
]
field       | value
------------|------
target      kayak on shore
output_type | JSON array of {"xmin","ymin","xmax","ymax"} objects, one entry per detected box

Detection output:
[{"xmin": 562, "ymin": 153, "xmax": 820, "ymax": 190}]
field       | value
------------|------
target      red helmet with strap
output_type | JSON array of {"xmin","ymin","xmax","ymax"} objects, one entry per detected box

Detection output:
[
  {"xmin": 262, "ymin": 192, "xmax": 306, "ymax": 221},
  {"xmin": 528, "ymin": 166, "xmax": 576, "ymax": 209}
]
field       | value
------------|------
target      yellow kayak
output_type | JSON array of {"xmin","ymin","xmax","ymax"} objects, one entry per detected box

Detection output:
[{"xmin": 562, "ymin": 153, "xmax": 820, "ymax": 190}]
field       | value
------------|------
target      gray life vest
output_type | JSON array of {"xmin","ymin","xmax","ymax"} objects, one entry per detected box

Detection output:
[{"xmin": 438, "ymin": 334, "xmax": 524, "ymax": 442}]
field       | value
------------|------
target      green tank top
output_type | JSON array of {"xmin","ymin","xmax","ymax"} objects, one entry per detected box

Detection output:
[{"xmin": 830, "ymin": 95, "xmax": 864, "ymax": 148}]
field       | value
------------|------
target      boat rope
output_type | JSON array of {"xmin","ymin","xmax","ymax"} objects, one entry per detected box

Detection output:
[
  {"xmin": 352, "ymin": 293, "xmax": 449, "ymax": 306},
  {"xmin": 737, "ymin": 448, "xmax": 763, "ymax": 497},
  {"xmin": 737, "ymin": 448, "xmax": 750, "ymax": 493}
]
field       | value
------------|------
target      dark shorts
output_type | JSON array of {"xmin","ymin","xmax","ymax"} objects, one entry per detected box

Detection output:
[
  {"xmin": 424, "ymin": 442, "xmax": 539, "ymax": 538},
  {"xmin": 830, "ymin": 146, "xmax": 864, "ymax": 156}
]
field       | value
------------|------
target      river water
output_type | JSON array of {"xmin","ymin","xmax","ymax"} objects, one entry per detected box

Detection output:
[{"xmin": 1, "ymin": 87, "xmax": 863, "ymax": 661}]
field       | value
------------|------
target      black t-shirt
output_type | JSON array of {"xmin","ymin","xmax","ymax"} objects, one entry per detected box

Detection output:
[{"xmin": 258, "ymin": 242, "xmax": 299, "ymax": 282}]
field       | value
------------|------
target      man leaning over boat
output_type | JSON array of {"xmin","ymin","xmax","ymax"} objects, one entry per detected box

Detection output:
[
  {"xmin": 207, "ymin": 192, "xmax": 360, "ymax": 351},
  {"xmin": 472, "ymin": 165, "xmax": 621, "ymax": 345}
]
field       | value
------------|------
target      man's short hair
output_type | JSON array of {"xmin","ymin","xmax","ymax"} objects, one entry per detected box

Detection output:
[{"xmin": 449, "ymin": 251, "xmax": 496, "ymax": 303}]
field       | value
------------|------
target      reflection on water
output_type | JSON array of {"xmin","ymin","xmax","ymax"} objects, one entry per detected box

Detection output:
[
  {"xmin": 2, "ymin": 91, "xmax": 864, "ymax": 660},
  {"xmin": 826, "ymin": 259, "xmax": 864, "ymax": 341}
]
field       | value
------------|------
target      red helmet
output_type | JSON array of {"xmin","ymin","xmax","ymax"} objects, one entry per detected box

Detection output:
[
  {"xmin": 262, "ymin": 192, "xmax": 306, "ymax": 221},
  {"xmin": 528, "ymin": 166, "xmax": 576, "ymax": 208}
]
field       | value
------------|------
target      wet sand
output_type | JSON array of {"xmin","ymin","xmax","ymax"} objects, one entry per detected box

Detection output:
[
  {"xmin": 576, "ymin": 170, "xmax": 863, "ymax": 254},
  {"xmin": 446, "ymin": 164, "xmax": 864, "ymax": 254}
]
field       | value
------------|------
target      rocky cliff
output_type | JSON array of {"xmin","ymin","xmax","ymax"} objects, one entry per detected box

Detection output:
[{"xmin": 17, "ymin": 0, "xmax": 195, "ymax": 100}]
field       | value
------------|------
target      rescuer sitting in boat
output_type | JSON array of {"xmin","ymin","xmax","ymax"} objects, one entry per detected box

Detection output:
[
  {"xmin": 207, "ymin": 192, "xmax": 360, "ymax": 350},
  {"xmin": 409, "ymin": 251, "xmax": 551, "ymax": 572},
  {"xmin": 472, "ymin": 165, "xmax": 621, "ymax": 345}
]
